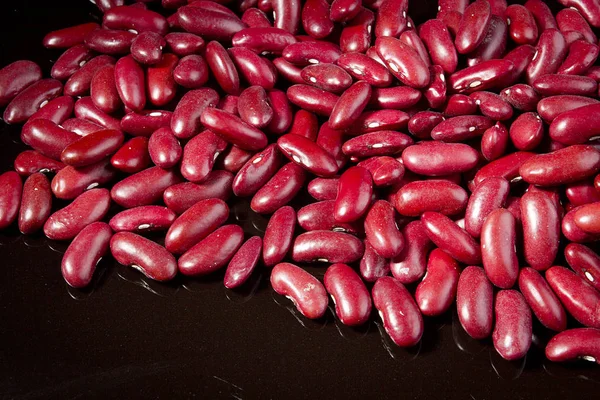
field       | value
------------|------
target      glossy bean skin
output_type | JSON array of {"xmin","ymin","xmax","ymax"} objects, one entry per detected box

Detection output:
[
  {"xmin": 415, "ymin": 249, "xmax": 460, "ymax": 317},
  {"xmin": 292, "ymin": 230, "xmax": 364, "ymax": 264},
  {"xmin": 4, "ymin": 79, "xmax": 63, "ymax": 124},
  {"xmin": 277, "ymin": 134, "xmax": 339, "ymax": 177},
  {"xmin": 90, "ymin": 65, "xmax": 121, "ymax": 114},
  {"xmin": 375, "ymin": 37, "xmax": 430, "ymax": 89},
  {"xmin": 557, "ymin": 7, "xmax": 596, "ymax": 43},
  {"xmin": 342, "ymin": 131, "xmax": 412, "ymax": 158},
  {"xmin": 173, "ymin": 55, "xmax": 209, "ymax": 89},
  {"xmin": 263, "ymin": 206, "xmax": 296, "ymax": 267},
  {"xmin": 21, "ymin": 119, "xmax": 80, "ymax": 161},
  {"xmin": 547, "ymin": 266, "xmax": 600, "ymax": 329},
  {"xmin": 51, "ymin": 159, "xmax": 117, "ymax": 200},
  {"xmin": 444, "ymin": 94, "xmax": 477, "ymax": 117},
  {"xmin": 110, "ymin": 137, "xmax": 150, "ymax": 174},
  {"xmin": 233, "ymin": 144, "xmax": 282, "ymax": 197},
  {"xmin": 539, "ymin": 94, "xmax": 599, "ymax": 122},
  {"xmin": 465, "ymin": 177, "xmax": 510, "ymax": 238},
  {"xmin": 493, "ymin": 290, "xmax": 532, "ymax": 360},
  {"xmin": 131, "ymin": 32, "xmax": 166, "ymax": 66},
  {"xmin": 372, "ymin": 276, "xmax": 423, "ymax": 347},
  {"xmin": 148, "ymin": 127, "xmax": 182, "ymax": 169},
  {"xmin": 17, "ymin": 173, "xmax": 51, "ymax": 235},
  {"xmin": 301, "ymin": 63, "xmax": 352, "ymax": 94},
  {"xmin": 146, "ymin": 53, "xmax": 178, "ymax": 107},
  {"xmin": 251, "ymin": 163, "xmax": 306, "ymax": 214},
  {"xmin": 224, "ymin": 235, "xmax": 262, "ymax": 289},
  {"xmin": 473, "ymin": 151, "xmax": 535, "ymax": 186},
  {"xmin": 110, "ymin": 232, "xmax": 177, "ymax": 282},
  {"xmin": 408, "ymin": 111, "xmax": 445, "ymax": 139},
  {"xmin": 546, "ymin": 328, "xmax": 600, "ymax": 364},
  {"xmin": 533, "ymin": 74, "xmax": 597, "ymax": 97},
  {"xmin": 324, "ymin": 263, "xmax": 371, "ymax": 326},
  {"xmin": 526, "ymin": 29, "xmax": 567, "ymax": 85},
  {"xmin": 111, "ymin": 166, "xmax": 182, "ymax": 208},
  {"xmin": 402, "ymin": 142, "xmax": 478, "ymax": 176},
  {"xmin": 28, "ymin": 95, "xmax": 72, "ymax": 124},
  {"xmin": 346, "ymin": 109, "xmax": 410, "ymax": 135},
  {"xmin": 201, "ymin": 108, "xmax": 267, "ymax": 151},
  {"xmin": 558, "ymin": 39, "xmax": 599, "ymax": 75},
  {"xmin": 177, "ymin": 5, "xmax": 246, "ymax": 41},
  {"xmin": 360, "ymin": 241, "xmax": 390, "ymax": 282},
  {"xmin": 566, "ymin": 180, "xmax": 600, "ymax": 206},
  {"xmin": 357, "ymin": 156, "xmax": 404, "ymax": 187},
  {"xmin": 316, "ymin": 122, "xmax": 345, "ymax": 169},
  {"xmin": 171, "ymin": 88, "xmax": 219, "ymax": 139},
  {"xmin": 283, "ymin": 41, "xmax": 342, "ymax": 66},
  {"xmin": 389, "ymin": 220, "xmax": 432, "ymax": 284},
  {"xmin": 520, "ymin": 191, "xmax": 560, "ymax": 271},
  {"xmin": 520, "ymin": 145, "xmax": 600, "ymax": 186},
  {"xmin": 178, "ymin": 224, "xmax": 245, "ymax": 276},
  {"xmin": 0, "ymin": 172, "xmax": 22, "ymax": 230},
  {"xmin": 302, "ymin": 0, "xmax": 334, "ymax": 39},
  {"xmin": 288, "ymin": 110, "xmax": 318, "ymax": 141},
  {"xmin": 455, "ymin": 0, "xmax": 491, "ymax": 54},
  {"xmin": 205, "ymin": 41, "xmax": 240, "ymax": 95},
  {"xmin": 467, "ymin": 15, "xmax": 508, "ymax": 66},
  {"xmin": 60, "ymin": 129, "xmax": 124, "ymax": 167},
  {"xmin": 481, "ymin": 209, "xmax": 519, "ymax": 288},
  {"xmin": 103, "ymin": 5, "xmax": 168, "ymax": 35},
  {"xmin": 550, "ymin": 104, "xmax": 600, "ymax": 145},
  {"xmin": 51, "ymin": 45, "xmax": 95, "ymax": 81},
  {"xmin": 449, "ymin": 60, "xmax": 515, "ymax": 94},
  {"xmin": 62, "ymin": 118, "xmax": 104, "ymax": 136},
  {"xmin": 525, "ymin": 0, "xmax": 557, "ymax": 30},
  {"xmin": 502, "ymin": 44, "xmax": 536, "ymax": 85},
  {"xmin": 375, "ymin": 0, "xmax": 408, "ymax": 38},
  {"xmin": 114, "ymin": 55, "xmax": 146, "ymax": 112},
  {"xmin": 44, "ymin": 188, "xmax": 111, "ymax": 241},
  {"xmin": 307, "ymin": 178, "xmax": 339, "ymax": 201},
  {"xmin": 470, "ymin": 91, "xmax": 513, "ymax": 121},
  {"xmin": 364, "ymin": 200, "xmax": 404, "ymax": 259},
  {"xmin": 237, "ymin": 86, "xmax": 273, "ymax": 129},
  {"xmin": 14, "ymin": 150, "xmax": 65, "ymax": 176},
  {"xmin": 109, "ymin": 206, "xmax": 176, "ymax": 234},
  {"xmin": 271, "ymin": 262, "xmax": 328, "ymax": 319},
  {"xmin": 505, "ymin": 4, "xmax": 538, "ymax": 45},
  {"xmin": 163, "ymin": 171, "xmax": 233, "ymax": 214},
  {"xmin": 519, "ymin": 267, "xmax": 567, "ymax": 332},
  {"xmin": 419, "ymin": 19, "xmax": 457, "ymax": 74},
  {"xmin": 509, "ymin": 112, "xmax": 544, "ymax": 151},
  {"xmin": 481, "ymin": 122, "xmax": 510, "ymax": 161},
  {"xmin": 335, "ymin": 166, "xmax": 373, "ymax": 223},
  {"xmin": 74, "ymin": 97, "xmax": 120, "ymax": 130},
  {"xmin": 337, "ymin": 53, "xmax": 392, "ymax": 88},
  {"xmin": 265, "ymin": 90, "xmax": 292, "ymax": 135},
  {"xmin": 297, "ymin": 201, "xmax": 360, "ymax": 234},
  {"xmin": 329, "ymin": 81, "xmax": 372, "ymax": 131},
  {"xmin": 563, "ymin": 205, "xmax": 600, "ymax": 243},
  {"xmin": 64, "ymin": 55, "xmax": 115, "ymax": 97},
  {"xmin": 232, "ymin": 27, "xmax": 296, "ymax": 54},
  {"xmin": 340, "ymin": 8, "xmax": 375, "ymax": 54},
  {"xmin": 394, "ymin": 180, "xmax": 468, "ymax": 217},
  {"xmin": 0, "ymin": 60, "xmax": 42, "ymax": 106},
  {"xmin": 180, "ymin": 130, "xmax": 227, "ymax": 182},
  {"xmin": 565, "ymin": 243, "xmax": 600, "ymax": 291},
  {"xmin": 430, "ymin": 115, "xmax": 493, "ymax": 142},
  {"xmin": 501, "ymin": 83, "xmax": 540, "ymax": 112},
  {"xmin": 457, "ymin": 266, "xmax": 494, "ymax": 339},
  {"xmin": 287, "ymin": 84, "xmax": 339, "ymax": 116},
  {"xmin": 421, "ymin": 212, "xmax": 481, "ymax": 265},
  {"xmin": 573, "ymin": 202, "xmax": 600, "ymax": 234},
  {"xmin": 84, "ymin": 29, "xmax": 136, "ymax": 55},
  {"xmin": 164, "ymin": 32, "xmax": 205, "ymax": 56}
]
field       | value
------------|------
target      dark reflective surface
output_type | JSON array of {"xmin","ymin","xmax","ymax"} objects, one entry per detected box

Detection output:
[{"xmin": 1, "ymin": 1, "xmax": 600, "ymax": 399}]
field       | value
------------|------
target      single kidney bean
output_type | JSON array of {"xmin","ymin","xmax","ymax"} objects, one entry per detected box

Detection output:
[
  {"xmin": 51, "ymin": 45, "xmax": 95, "ymax": 81},
  {"xmin": 324, "ymin": 263, "xmax": 371, "ymax": 326},
  {"xmin": 287, "ymin": 110, "xmax": 318, "ymax": 141},
  {"xmin": 408, "ymin": 111, "xmax": 445, "ymax": 139},
  {"xmin": 525, "ymin": 0, "xmax": 557, "ymax": 31},
  {"xmin": 283, "ymin": 41, "xmax": 342, "ymax": 66},
  {"xmin": 114, "ymin": 55, "xmax": 146, "ymax": 112},
  {"xmin": 493, "ymin": 290, "xmax": 532, "ymax": 360},
  {"xmin": 232, "ymin": 27, "xmax": 296, "ymax": 55},
  {"xmin": 457, "ymin": 266, "xmax": 494, "ymax": 339},
  {"xmin": 110, "ymin": 137, "xmax": 150, "ymax": 174},
  {"xmin": 563, "ymin": 205, "xmax": 600, "ymax": 243},
  {"xmin": 526, "ymin": 29, "xmax": 567, "ymax": 85},
  {"xmin": 449, "ymin": 59, "xmax": 515, "ymax": 93},
  {"xmin": 297, "ymin": 201, "xmax": 360, "ymax": 234},
  {"xmin": 550, "ymin": 104, "xmax": 600, "ymax": 145},
  {"xmin": 18, "ymin": 173, "xmax": 51, "ymax": 235},
  {"xmin": 307, "ymin": 177, "xmax": 338, "ymax": 201},
  {"xmin": 470, "ymin": 91, "xmax": 513, "ymax": 121},
  {"xmin": 237, "ymin": 86, "xmax": 273, "ymax": 129},
  {"xmin": 364, "ymin": 200, "xmax": 404, "ymax": 259},
  {"xmin": 546, "ymin": 328, "xmax": 600, "ymax": 364},
  {"xmin": 272, "ymin": 0, "xmax": 300, "ymax": 34},
  {"xmin": 334, "ymin": 166, "xmax": 373, "ymax": 223},
  {"xmin": 75, "ymin": 100, "xmax": 121, "ymax": 130},
  {"xmin": 163, "ymin": 171, "xmax": 233, "ymax": 214},
  {"xmin": 375, "ymin": 37, "xmax": 430, "ymax": 88},
  {"xmin": 147, "ymin": 128, "xmax": 182, "ymax": 169},
  {"xmin": 316, "ymin": 122, "xmax": 346, "ymax": 168},
  {"xmin": 390, "ymin": 220, "xmax": 432, "ymax": 284},
  {"xmin": 171, "ymin": 88, "xmax": 219, "ymax": 139},
  {"xmin": 509, "ymin": 112, "xmax": 544, "ymax": 151},
  {"xmin": 29, "ymin": 96, "xmax": 74, "ymax": 125},
  {"xmin": 0, "ymin": 60, "xmax": 42, "ymax": 106},
  {"xmin": 444, "ymin": 94, "xmax": 477, "ymax": 117},
  {"xmin": 339, "ymin": 8, "xmax": 375, "ymax": 54},
  {"xmin": 533, "ymin": 74, "xmax": 597, "ymax": 97},
  {"xmin": 473, "ymin": 151, "xmax": 535, "ymax": 186},
  {"xmin": 372, "ymin": 276, "xmax": 423, "ymax": 347},
  {"xmin": 337, "ymin": 53, "xmax": 392, "ymax": 88},
  {"xmin": 109, "ymin": 206, "xmax": 176, "ymax": 234},
  {"xmin": 360, "ymin": 241, "xmax": 390, "ymax": 282},
  {"xmin": 357, "ymin": 156, "xmax": 405, "ymax": 187},
  {"xmin": 375, "ymin": 0, "xmax": 408, "ymax": 37},
  {"xmin": 201, "ymin": 108, "xmax": 267, "ymax": 151},
  {"xmin": 505, "ymin": 4, "xmax": 538, "ymax": 45},
  {"xmin": 265, "ymin": 90, "xmax": 292, "ymax": 135},
  {"xmin": 430, "ymin": 115, "xmax": 493, "ymax": 142},
  {"xmin": 0, "ymin": 172, "xmax": 22, "ymax": 230},
  {"xmin": 61, "ymin": 222, "xmax": 111, "ymax": 288},
  {"xmin": 180, "ymin": 130, "xmax": 227, "ymax": 182},
  {"xmin": 51, "ymin": 159, "xmax": 117, "ymax": 200},
  {"xmin": 64, "ymin": 55, "xmax": 115, "ymax": 97},
  {"xmin": 224, "ymin": 235, "xmax": 262, "ymax": 289},
  {"xmin": 481, "ymin": 208, "xmax": 519, "ymax": 288},
  {"xmin": 547, "ymin": 266, "xmax": 600, "ymax": 329},
  {"xmin": 103, "ymin": 5, "xmax": 168, "ymax": 35},
  {"xmin": 301, "ymin": 63, "xmax": 352, "ymax": 94},
  {"xmin": 271, "ymin": 262, "xmax": 328, "ymax": 319},
  {"xmin": 502, "ymin": 44, "xmax": 536, "ymax": 84},
  {"xmin": 274, "ymin": 57, "xmax": 305, "ymax": 84},
  {"xmin": 399, "ymin": 30, "xmax": 431, "ymax": 68},
  {"xmin": 467, "ymin": 15, "xmax": 508, "ymax": 66},
  {"xmin": 262, "ymin": 206, "xmax": 296, "ymax": 267},
  {"xmin": 287, "ymin": 85, "xmax": 339, "ymax": 116},
  {"xmin": 537, "ymin": 95, "xmax": 599, "ymax": 123},
  {"xmin": 233, "ymin": 144, "xmax": 281, "ymax": 197},
  {"xmin": 21, "ymin": 119, "xmax": 80, "ymax": 161},
  {"xmin": 89, "ymin": 65, "xmax": 121, "ymax": 115},
  {"xmin": 330, "ymin": 0, "xmax": 361, "ymax": 22},
  {"xmin": 342, "ymin": 131, "xmax": 412, "ymax": 158},
  {"xmin": 557, "ymin": 7, "xmax": 596, "ymax": 43},
  {"xmin": 520, "ymin": 145, "xmax": 600, "ymax": 186},
  {"xmin": 205, "ymin": 41, "xmax": 240, "ymax": 95},
  {"xmin": 251, "ymin": 162, "xmax": 306, "ymax": 214},
  {"xmin": 165, "ymin": 32, "xmax": 205, "ymax": 56},
  {"xmin": 419, "ymin": 19, "xmax": 458, "ymax": 74},
  {"xmin": 566, "ymin": 180, "xmax": 600, "ymax": 206},
  {"xmin": 146, "ymin": 53, "xmax": 178, "ymax": 107},
  {"xmin": 178, "ymin": 224, "xmax": 245, "ymax": 276},
  {"xmin": 415, "ymin": 248, "xmax": 460, "ymax": 316},
  {"xmin": 110, "ymin": 232, "xmax": 177, "ymax": 282},
  {"xmin": 370, "ymin": 87, "xmax": 421, "ymax": 111},
  {"xmin": 84, "ymin": 29, "xmax": 136, "ymax": 55},
  {"xmin": 465, "ymin": 177, "xmax": 509, "ymax": 238},
  {"xmin": 520, "ymin": 191, "xmax": 560, "ymax": 271},
  {"xmin": 277, "ymin": 134, "xmax": 338, "ymax": 177},
  {"xmin": 565, "ymin": 243, "xmax": 600, "ymax": 291},
  {"xmin": 111, "ymin": 166, "xmax": 182, "ymax": 208},
  {"xmin": 302, "ymin": 0, "xmax": 334, "ymax": 39},
  {"xmin": 130, "ymin": 32, "xmax": 166, "ymax": 66},
  {"xmin": 421, "ymin": 212, "xmax": 481, "ymax": 265},
  {"xmin": 345, "ymin": 109, "xmax": 410, "ymax": 136},
  {"xmin": 14, "ymin": 150, "xmax": 65, "ymax": 176},
  {"xmin": 481, "ymin": 122, "xmax": 509, "ymax": 161},
  {"xmin": 500, "ymin": 83, "xmax": 540, "ymax": 112},
  {"xmin": 60, "ymin": 129, "xmax": 124, "ymax": 167},
  {"xmin": 573, "ymin": 202, "xmax": 600, "ymax": 234},
  {"xmin": 173, "ymin": 55, "xmax": 209, "ymax": 89},
  {"xmin": 558, "ymin": 40, "xmax": 599, "ymax": 75},
  {"xmin": 292, "ymin": 230, "xmax": 364, "ymax": 264},
  {"xmin": 402, "ymin": 142, "xmax": 478, "ymax": 176},
  {"xmin": 455, "ymin": 0, "xmax": 491, "ymax": 54},
  {"xmin": 44, "ymin": 188, "xmax": 110, "ymax": 241},
  {"xmin": 329, "ymin": 81, "xmax": 372, "ymax": 131},
  {"xmin": 177, "ymin": 5, "xmax": 247, "ymax": 41},
  {"xmin": 519, "ymin": 267, "xmax": 567, "ymax": 332},
  {"xmin": 394, "ymin": 180, "xmax": 468, "ymax": 217},
  {"xmin": 4, "ymin": 79, "xmax": 63, "ymax": 124}
]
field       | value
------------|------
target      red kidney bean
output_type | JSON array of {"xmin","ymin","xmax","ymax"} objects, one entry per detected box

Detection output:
[
  {"xmin": 14, "ymin": 150, "xmax": 65, "ymax": 176},
  {"xmin": 500, "ymin": 83, "xmax": 540, "ymax": 112},
  {"xmin": 74, "ymin": 97, "xmax": 121, "ymax": 130},
  {"xmin": 164, "ymin": 32, "xmax": 205, "ymax": 56},
  {"xmin": 357, "ymin": 156, "xmax": 404, "ymax": 187},
  {"xmin": 419, "ymin": 19, "xmax": 457, "ymax": 74},
  {"xmin": 4, "ymin": 79, "xmax": 63, "ymax": 125},
  {"xmin": 505, "ymin": 4, "xmax": 538, "ymax": 45},
  {"xmin": 186, "ymin": 1, "xmax": 239, "ymax": 17},
  {"xmin": 375, "ymin": 37, "xmax": 430, "ymax": 88},
  {"xmin": 533, "ymin": 74, "xmax": 597, "ymax": 97},
  {"xmin": 509, "ymin": 112, "xmax": 544, "ymax": 151},
  {"xmin": 375, "ymin": 0, "xmax": 408, "ymax": 37},
  {"xmin": 389, "ymin": 220, "xmax": 431, "ymax": 283},
  {"xmin": 330, "ymin": 0, "xmax": 361, "ymax": 22},
  {"xmin": 171, "ymin": 88, "xmax": 219, "ymax": 139},
  {"xmin": 316, "ymin": 122, "xmax": 346, "ymax": 168},
  {"xmin": 21, "ymin": 119, "xmax": 80, "ymax": 161},
  {"xmin": 563, "ymin": 205, "xmax": 600, "ymax": 243},
  {"xmin": 130, "ymin": 32, "xmax": 166, "ymax": 65},
  {"xmin": 470, "ymin": 91, "xmax": 513, "ymax": 121},
  {"xmin": 336, "ymin": 53, "xmax": 392, "ymax": 88},
  {"xmin": 449, "ymin": 59, "xmax": 515, "ymax": 93},
  {"xmin": 573, "ymin": 202, "xmax": 600, "ymax": 234},
  {"xmin": 233, "ymin": 144, "xmax": 281, "ymax": 197},
  {"xmin": 173, "ymin": 55, "xmax": 209, "ymax": 89},
  {"xmin": 457, "ymin": 266, "xmax": 494, "ymax": 339},
  {"xmin": 53, "ymin": 160, "xmax": 115, "ymax": 200},
  {"xmin": 455, "ymin": 0, "xmax": 491, "ymax": 54},
  {"xmin": 481, "ymin": 208, "xmax": 519, "ymax": 288},
  {"xmin": 372, "ymin": 276, "xmax": 423, "ymax": 347},
  {"xmin": 402, "ymin": 142, "xmax": 478, "ymax": 176},
  {"xmin": 339, "ymin": 8, "xmax": 375, "ymax": 54},
  {"xmin": 408, "ymin": 111, "xmax": 445, "ymax": 139},
  {"xmin": 301, "ymin": 63, "xmax": 352, "ymax": 94},
  {"xmin": 0, "ymin": 172, "xmax": 22, "ymax": 231},
  {"xmin": 147, "ymin": 127, "xmax": 182, "ymax": 169},
  {"xmin": 224, "ymin": 235, "xmax": 262, "ymax": 289},
  {"xmin": 301, "ymin": 0, "xmax": 334, "ymax": 39},
  {"xmin": 111, "ymin": 166, "xmax": 182, "ymax": 208},
  {"xmin": 399, "ymin": 30, "xmax": 430, "ymax": 68},
  {"xmin": 519, "ymin": 267, "xmax": 567, "ymax": 332},
  {"xmin": 550, "ymin": 103, "xmax": 600, "ymax": 145},
  {"xmin": 415, "ymin": 249, "xmax": 460, "ymax": 316},
  {"xmin": 241, "ymin": 8, "xmax": 271, "ymax": 28},
  {"xmin": 334, "ymin": 166, "xmax": 372, "ymax": 223},
  {"xmin": 177, "ymin": 5, "xmax": 246, "ymax": 40},
  {"xmin": 438, "ymin": 0, "xmax": 469, "ymax": 14},
  {"xmin": 217, "ymin": 95, "xmax": 241, "ymax": 116},
  {"xmin": 547, "ymin": 266, "xmax": 600, "ymax": 329},
  {"xmin": 520, "ymin": 145, "xmax": 600, "ymax": 186},
  {"xmin": 538, "ymin": 95, "xmax": 599, "ymax": 123},
  {"xmin": 64, "ymin": 55, "xmax": 115, "ymax": 97},
  {"xmin": 274, "ymin": 57, "xmax": 305, "ymax": 84},
  {"xmin": 271, "ymin": 262, "xmax": 328, "ymax": 319},
  {"xmin": 465, "ymin": 177, "xmax": 509, "ymax": 238},
  {"xmin": 287, "ymin": 84, "xmax": 339, "ymax": 116},
  {"xmin": 17, "ymin": 172, "xmax": 51, "ymax": 235},
  {"xmin": 292, "ymin": 230, "xmax": 364, "ymax": 263},
  {"xmin": 525, "ymin": 0, "xmax": 557, "ymax": 31},
  {"xmin": 438, "ymin": 10, "xmax": 462, "ymax": 37},
  {"xmin": 263, "ymin": 206, "xmax": 296, "ymax": 267},
  {"xmin": 345, "ymin": 109, "xmax": 410, "ymax": 136},
  {"xmin": 111, "ymin": 232, "xmax": 177, "ymax": 281},
  {"xmin": 205, "ymin": 41, "xmax": 240, "ymax": 95},
  {"xmin": 421, "ymin": 211, "xmax": 481, "ymax": 265},
  {"xmin": 163, "ymin": 171, "xmax": 233, "ymax": 214},
  {"xmin": 44, "ymin": 188, "xmax": 110, "ymax": 241},
  {"xmin": 109, "ymin": 206, "xmax": 176, "ymax": 234},
  {"xmin": 146, "ymin": 53, "xmax": 178, "ymax": 107},
  {"xmin": 323, "ymin": 263, "xmax": 371, "ymax": 327},
  {"xmin": 251, "ymin": 162, "xmax": 306, "ymax": 214},
  {"xmin": 44, "ymin": 22, "xmax": 99, "ymax": 49},
  {"xmin": 526, "ymin": 29, "xmax": 567, "ymax": 85},
  {"xmin": 287, "ymin": 110, "xmax": 318, "ymax": 141},
  {"xmin": 114, "ymin": 55, "xmax": 146, "ymax": 112},
  {"xmin": 180, "ymin": 130, "xmax": 226, "ymax": 182},
  {"xmin": 297, "ymin": 201, "xmax": 359, "ymax": 234},
  {"xmin": 103, "ymin": 5, "xmax": 168, "ymax": 35},
  {"xmin": 63, "ymin": 118, "xmax": 103, "ymax": 137},
  {"xmin": 566, "ymin": 180, "xmax": 600, "ymax": 207},
  {"xmin": 51, "ymin": 45, "xmax": 95, "ymax": 81},
  {"xmin": 565, "ymin": 243, "xmax": 600, "ymax": 291},
  {"xmin": 467, "ymin": 15, "xmax": 507, "ymax": 66},
  {"xmin": 394, "ymin": 180, "xmax": 467, "ymax": 217},
  {"xmin": 360, "ymin": 241, "xmax": 390, "ymax": 282},
  {"xmin": 558, "ymin": 40, "xmax": 599, "ymax": 75},
  {"xmin": 444, "ymin": 94, "xmax": 477, "ymax": 117},
  {"xmin": 60, "ymin": 129, "xmax": 124, "ymax": 168},
  {"xmin": 178, "ymin": 224, "xmax": 244, "ymax": 276},
  {"xmin": 342, "ymin": 131, "xmax": 412, "ymax": 158},
  {"xmin": 481, "ymin": 122, "xmax": 509, "ymax": 161},
  {"xmin": 89, "ymin": 65, "xmax": 121, "ymax": 114},
  {"xmin": 61, "ymin": 222, "xmax": 111, "ymax": 288},
  {"xmin": 276, "ymin": 134, "xmax": 338, "ymax": 177},
  {"xmin": 84, "ymin": 29, "xmax": 136, "ymax": 55},
  {"xmin": 271, "ymin": 0, "xmax": 300, "ymax": 33},
  {"xmin": 430, "ymin": 115, "xmax": 493, "ymax": 142},
  {"xmin": 493, "ymin": 290, "xmax": 532, "ymax": 360},
  {"xmin": 557, "ymin": 7, "xmax": 596, "ymax": 43},
  {"xmin": 283, "ymin": 41, "xmax": 342, "ymax": 67},
  {"xmin": 474, "ymin": 151, "xmax": 536, "ymax": 187},
  {"xmin": 546, "ymin": 328, "xmax": 600, "ymax": 364},
  {"xmin": 329, "ymin": 81, "xmax": 372, "ymax": 131},
  {"xmin": 307, "ymin": 178, "xmax": 339, "ymax": 201},
  {"xmin": 364, "ymin": 200, "xmax": 403, "ymax": 259},
  {"xmin": 265, "ymin": 90, "xmax": 292, "ymax": 135},
  {"xmin": 232, "ymin": 27, "xmax": 296, "ymax": 55},
  {"xmin": 201, "ymin": 108, "xmax": 267, "ymax": 151},
  {"xmin": 110, "ymin": 137, "xmax": 150, "ymax": 174},
  {"xmin": 0, "ymin": 60, "xmax": 42, "ymax": 106},
  {"xmin": 237, "ymin": 86, "xmax": 273, "ymax": 129},
  {"xmin": 29, "ymin": 96, "xmax": 74, "ymax": 125},
  {"xmin": 520, "ymin": 191, "xmax": 560, "ymax": 271},
  {"xmin": 502, "ymin": 44, "xmax": 536, "ymax": 85}
]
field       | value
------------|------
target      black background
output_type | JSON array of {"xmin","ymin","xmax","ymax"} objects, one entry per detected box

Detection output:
[{"xmin": 0, "ymin": 0, "xmax": 599, "ymax": 399}]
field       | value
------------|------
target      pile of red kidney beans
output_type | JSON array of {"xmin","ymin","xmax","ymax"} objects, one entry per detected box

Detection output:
[{"xmin": 2, "ymin": 0, "xmax": 600, "ymax": 365}]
